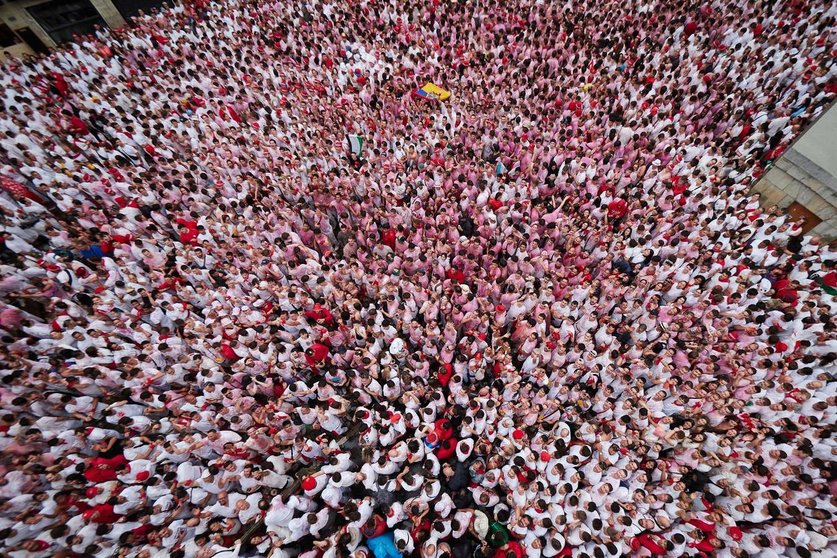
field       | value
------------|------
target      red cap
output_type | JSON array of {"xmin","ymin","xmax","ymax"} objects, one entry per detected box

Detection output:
[
  {"xmin": 512, "ymin": 429, "xmax": 525, "ymax": 440},
  {"xmin": 541, "ymin": 451, "xmax": 551, "ymax": 461},
  {"xmin": 302, "ymin": 477, "xmax": 317, "ymax": 491}
]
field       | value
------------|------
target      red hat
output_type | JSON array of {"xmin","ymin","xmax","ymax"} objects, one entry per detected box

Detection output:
[
  {"xmin": 302, "ymin": 477, "xmax": 317, "ymax": 491},
  {"xmin": 512, "ymin": 429, "xmax": 525, "ymax": 440},
  {"xmin": 86, "ymin": 486, "xmax": 100, "ymax": 499},
  {"xmin": 136, "ymin": 471, "xmax": 150, "ymax": 481},
  {"xmin": 540, "ymin": 451, "xmax": 551, "ymax": 461}
]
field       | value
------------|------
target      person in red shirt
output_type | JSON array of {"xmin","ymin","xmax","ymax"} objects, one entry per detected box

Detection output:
[
  {"xmin": 607, "ymin": 197, "xmax": 628, "ymax": 221},
  {"xmin": 381, "ymin": 227, "xmax": 396, "ymax": 250},
  {"xmin": 305, "ymin": 342, "xmax": 330, "ymax": 367},
  {"xmin": 0, "ymin": 176, "xmax": 46, "ymax": 204},
  {"xmin": 51, "ymin": 72, "xmax": 69, "ymax": 97},
  {"xmin": 494, "ymin": 540, "xmax": 525, "ymax": 558},
  {"xmin": 773, "ymin": 276, "xmax": 799, "ymax": 305},
  {"xmin": 632, "ymin": 532, "xmax": 668, "ymax": 555},
  {"xmin": 446, "ymin": 268, "xmax": 466, "ymax": 283},
  {"xmin": 684, "ymin": 20, "xmax": 698, "ymax": 36},
  {"xmin": 360, "ymin": 513, "xmax": 388, "ymax": 539},
  {"xmin": 65, "ymin": 112, "xmax": 90, "ymax": 135},
  {"xmin": 84, "ymin": 462, "xmax": 118, "ymax": 484},
  {"xmin": 488, "ymin": 197, "xmax": 504, "ymax": 210},
  {"xmin": 176, "ymin": 217, "xmax": 199, "ymax": 244},
  {"xmin": 304, "ymin": 302, "xmax": 336, "ymax": 328},
  {"xmin": 436, "ymin": 362, "xmax": 453, "ymax": 386},
  {"xmin": 82, "ymin": 502, "xmax": 122, "ymax": 524},
  {"xmin": 435, "ymin": 437, "xmax": 457, "ymax": 460},
  {"xmin": 84, "ymin": 457, "xmax": 128, "ymax": 484},
  {"xmin": 220, "ymin": 342, "xmax": 240, "ymax": 361},
  {"xmin": 434, "ymin": 417, "xmax": 454, "ymax": 441}
]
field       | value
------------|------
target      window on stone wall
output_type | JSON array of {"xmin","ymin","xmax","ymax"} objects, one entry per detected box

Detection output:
[
  {"xmin": 0, "ymin": 23, "xmax": 21, "ymax": 48},
  {"xmin": 27, "ymin": 0, "xmax": 106, "ymax": 44}
]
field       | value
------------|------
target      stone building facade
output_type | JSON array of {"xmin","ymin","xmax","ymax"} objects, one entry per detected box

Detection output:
[
  {"xmin": 753, "ymin": 102, "xmax": 837, "ymax": 239},
  {"xmin": 1, "ymin": 0, "xmax": 167, "ymax": 58}
]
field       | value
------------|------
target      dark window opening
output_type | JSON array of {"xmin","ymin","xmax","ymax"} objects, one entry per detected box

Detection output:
[
  {"xmin": 112, "ymin": 0, "xmax": 168, "ymax": 21},
  {"xmin": 0, "ymin": 23, "xmax": 21, "ymax": 48},
  {"xmin": 27, "ymin": 0, "xmax": 106, "ymax": 44}
]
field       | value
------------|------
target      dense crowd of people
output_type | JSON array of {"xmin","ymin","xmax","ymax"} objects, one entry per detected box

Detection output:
[{"xmin": 0, "ymin": 0, "xmax": 835, "ymax": 557}]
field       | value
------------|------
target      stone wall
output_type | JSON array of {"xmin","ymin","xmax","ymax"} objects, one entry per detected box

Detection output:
[
  {"xmin": 1, "ymin": 41, "xmax": 35, "ymax": 59},
  {"xmin": 0, "ymin": 0, "xmax": 126, "ymax": 59},
  {"xmin": 89, "ymin": 0, "xmax": 127, "ymax": 28},
  {"xmin": 752, "ymin": 105, "xmax": 837, "ymax": 240},
  {"xmin": 0, "ymin": 0, "xmax": 57, "ymax": 51}
]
